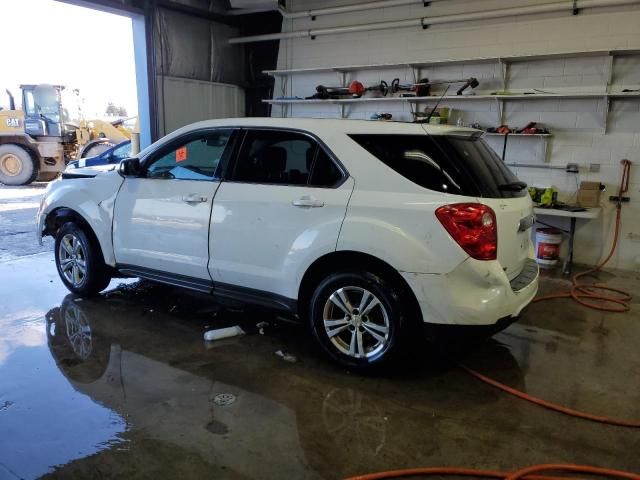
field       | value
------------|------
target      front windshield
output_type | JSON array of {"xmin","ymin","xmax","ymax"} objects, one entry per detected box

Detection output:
[
  {"xmin": 33, "ymin": 86, "xmax": 62, "ymax": 123},
  {"xmin": 111, "ymin": 142, "xmax": 132, "ymax": 161}
]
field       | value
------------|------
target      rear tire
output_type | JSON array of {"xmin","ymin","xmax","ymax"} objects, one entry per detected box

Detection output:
[
  {"xmin": 54, "ymin": 223, "xmax": 111, "ymax": 296},
  {"xmin": 0, "ymin": 144, "xmax": 38, "ymax": 186},
  {"xmin": 309, "ymin": 271, "xmax": 407, "ymax": 370}
]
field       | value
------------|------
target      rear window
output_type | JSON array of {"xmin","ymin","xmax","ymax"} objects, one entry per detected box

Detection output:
[{"xmin": 349, "ymin": 133, "xmax": 526, "ymax": 198}]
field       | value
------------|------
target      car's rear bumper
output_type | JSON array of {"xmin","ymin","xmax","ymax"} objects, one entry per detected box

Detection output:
[{"xmin": 401, "ymin": 257, "xmax": 538, "ymax": 326}]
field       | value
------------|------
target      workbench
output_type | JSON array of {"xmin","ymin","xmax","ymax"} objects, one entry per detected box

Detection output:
[{"xmin": 533, "ymin": 207, "xmax": 601, "ymax": 274}]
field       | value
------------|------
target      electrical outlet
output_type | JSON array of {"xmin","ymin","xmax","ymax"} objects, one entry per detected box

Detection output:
[
  {"xmin": 628, "ymin": 232, "xmax": 640, "ymax": 241},
  {"xmin": 590, "ymin": 163, "xmax": 600, "ymax": 173}
]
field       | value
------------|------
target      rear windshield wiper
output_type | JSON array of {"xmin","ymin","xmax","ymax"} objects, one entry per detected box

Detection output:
[{"xmin": 498, "ymin": 181, "xmax": 527, "ymax": 191}]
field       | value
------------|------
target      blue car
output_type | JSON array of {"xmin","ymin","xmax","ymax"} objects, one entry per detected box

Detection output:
[{"xmin": 65, "ymin": 141, "xmax": 132, "ymax": 171}]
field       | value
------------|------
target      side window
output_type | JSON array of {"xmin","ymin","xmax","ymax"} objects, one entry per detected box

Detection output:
[
  {"xmin": 231, "ymin": 130, "xmax": 315, "ymax": 185},
  {"xmin": 309, "ymin": 148, "xmax": 343, "ymax": 187},
  {"xmin": 146, "ymin": 130, "xmax": 231, "ymax": 181},
  {"xmin": 111, "ymin": 142, "xmax": 132, "ymax": 162},
  {"xmin": 24, "ymin": 91, "xmax": 36, "ymax": 116}
]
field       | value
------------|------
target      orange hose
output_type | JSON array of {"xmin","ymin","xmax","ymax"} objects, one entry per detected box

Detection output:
[
  {"xmin": 345, "ymin": 464, "xmax": 640, "ymax": 480},
  {"xmin": 505, "ymin": 464, "xmax": 640, "ymax": 480},
  {"xmin": 533, "ymin": 160, "xmax": 632, "ymax": 312},
  {"xmin": 459, "ymin": 364, "xmax": 640, "ymax": 428}
]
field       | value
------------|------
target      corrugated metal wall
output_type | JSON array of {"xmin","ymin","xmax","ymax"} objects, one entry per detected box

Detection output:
[
  {"xmin": 152, "ymin": 7, "xmax": 247, "ymax": 136},
  {"xmin": 156, "ymin": 76, "xmax": 244, "ymax": 135},
  {"xmin": 154, "ymin": 8, "xmax": 245, "ymax": 85}
]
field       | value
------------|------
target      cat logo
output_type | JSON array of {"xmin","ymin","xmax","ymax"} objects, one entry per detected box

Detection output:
[{"xmin": 5, "ymin": 118, "xmax": 21, "ymax": 128}]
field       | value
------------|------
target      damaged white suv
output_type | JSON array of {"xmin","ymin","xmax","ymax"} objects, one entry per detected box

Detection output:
[{"xmin": 37, "ymin": 118, "xmax": 538, "ymax": 369}]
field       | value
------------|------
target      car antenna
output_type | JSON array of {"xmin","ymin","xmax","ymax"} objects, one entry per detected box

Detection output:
[{"xmin": 425, "ymin": 85, "xmax": 450, "ymax": 123}]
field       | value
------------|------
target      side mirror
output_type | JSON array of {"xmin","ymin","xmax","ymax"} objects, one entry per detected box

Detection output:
[{"xmin": 118, "ymin": 157, "xmax": 141, "ymax": 177}]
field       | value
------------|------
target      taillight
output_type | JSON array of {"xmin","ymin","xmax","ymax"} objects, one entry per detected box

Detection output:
[{"xmin": 435, "ymin": 203, "xmax": 497, "ymax": 261}]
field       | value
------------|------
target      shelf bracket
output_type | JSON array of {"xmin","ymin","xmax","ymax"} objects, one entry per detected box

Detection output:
[
  {"xmin": 498, "ymin": 58, "xmax": 508, "ymax": 92},
  {"xmin": 279, "ymin": 75, "xmax": 288, "ymax": 98},
  {"xmin": 603, "ymin": 96, "xmax": 611, "ymax": 134},
  {"xmin": 410, "ymin": 65, "xmax": 419, "ymax": 84},
  {"xmin": 543, "ymin": 136, "xmax": 551, "ymax": 163},
  {"xmin": 336, "ymin": 70, "xmax": 347, "ymax": 88},
  {"xmin": 605, "ymin": 54, "xmax": 614, "ymax": 94},
  {"xmin": 340, "ymin": 103, "xmax": 347, "ymax": 119},
  {"xmin": 279, "ymin": 102, "xmax": 290, "ymax": 119},
  {"xmin": 496, "ymin": 98, "xmax": 505, "ymax": 125}
]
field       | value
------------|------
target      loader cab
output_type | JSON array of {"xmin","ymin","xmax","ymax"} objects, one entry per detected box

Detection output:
[{"xmin": 21, "ymin": 84, "xmax": 64, "ymax": 138}]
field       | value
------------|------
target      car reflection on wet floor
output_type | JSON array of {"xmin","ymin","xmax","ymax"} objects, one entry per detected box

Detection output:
[{"xmin": 1, "ymin": 254, "xmax": 639, "ymax": 479}]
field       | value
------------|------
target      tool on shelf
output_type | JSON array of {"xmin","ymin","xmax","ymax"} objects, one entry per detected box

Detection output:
[
  {"xmin": 391, "ymin": 76, "xmax": 479, "ymax": 97},
  {"xmin": 484, "ymin": 123, "xmax": 552, "ymax": 161},
  {"xmin": 485, "ymin": 122, "xmax": 551, "ymax": 135},
  {"xmin": 305, "ymin": 80, "xmax": 389, "ymax": 99},
  {"xmin": 370, "ymin": 112, "xmax": 393, "ymax": 120}
]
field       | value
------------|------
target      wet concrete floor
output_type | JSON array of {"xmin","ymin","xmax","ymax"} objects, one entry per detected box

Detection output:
[
  {"xmin": 0, "ymin": 184, "xmax": 53, "ymax": 263},
  {"xmin": 0, "ymin": 253, "xmax": 639, "ymax": 479},
  {"xmin": 0, "ymin": 185, "xmax": 639, "ymax": 479}
]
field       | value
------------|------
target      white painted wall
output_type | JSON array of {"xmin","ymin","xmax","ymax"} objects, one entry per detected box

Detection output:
[
  {"xmin": 271, "ymin": 0, "xmax": 640, "ymax": 270},
  {"xmin": 157, "ymin": 76, "xmax": 245, "ymax": 136}
]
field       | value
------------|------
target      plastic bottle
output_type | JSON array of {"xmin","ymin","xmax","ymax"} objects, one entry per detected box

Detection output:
[{"xmin": 204, "ymin": 325, "xmax": 245, "ymax": 341}]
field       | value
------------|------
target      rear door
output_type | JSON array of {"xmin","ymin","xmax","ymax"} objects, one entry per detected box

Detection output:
[
  {"xmin": 209, "ymin": 128, "xmax": 353, "ymax": 299},
  {"xmin": 113, "ymin": 129, "xmax": 234, "ymax": 282}
]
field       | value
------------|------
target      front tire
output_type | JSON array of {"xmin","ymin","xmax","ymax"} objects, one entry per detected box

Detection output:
[
  {"xmin": 0, "ymin": 144, "xmax": 38, "ymax": 186},
  {"xmin": 54, "ymin": 223, "xmax": 111, "ymax": 296},
  {"xmin": 309, "ymin": 271, "xmax": 406, "ymax": 370}
]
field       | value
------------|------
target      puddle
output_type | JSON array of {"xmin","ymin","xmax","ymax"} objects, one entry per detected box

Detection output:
[{"xmin": 1, "ymin": 254, "xmax": 639, "ymax": 478}]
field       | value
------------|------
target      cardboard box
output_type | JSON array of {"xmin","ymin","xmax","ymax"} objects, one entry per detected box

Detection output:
[{"xmin": 577, "ymin": 181, "xmax": 601, "ymax": 207}]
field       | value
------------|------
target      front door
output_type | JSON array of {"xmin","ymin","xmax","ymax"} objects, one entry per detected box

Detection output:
[
  {"xmin": 209, "ymin": 129, "xmax": 353, "ymax": 299},
  {"xmin": 113, "ymin": 129, "xmax": 234, "ymax": 281}
]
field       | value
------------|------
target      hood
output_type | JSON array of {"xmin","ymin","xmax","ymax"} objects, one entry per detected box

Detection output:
[{"xmin": 61, "ymin": 165, "xmax": 117, "ymax": 179}]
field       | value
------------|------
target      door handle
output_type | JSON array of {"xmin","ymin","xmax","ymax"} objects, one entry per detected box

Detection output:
[
  {"xmin": 292, "ymin": 196, "xmax": 324, "ymax": 208},
  {"xmin": 182, "ymin": 194, "xmax": 208, "ymax": 203}
]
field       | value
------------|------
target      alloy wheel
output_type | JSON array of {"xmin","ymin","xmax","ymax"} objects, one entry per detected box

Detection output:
[
  {"xmin": 58, "ymin": 233, "xmax": 87, "ymax": 287},
  {"xmin": 322, "ymin": 286, "xmax": 390, "ymax": 359}
]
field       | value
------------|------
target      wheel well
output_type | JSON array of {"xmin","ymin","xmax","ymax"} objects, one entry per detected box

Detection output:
[
  {"xmin": 44, "ymin": 208, "xmax": 106, "ymax": 261},
  {"xmin": 298, "ymin": 251, "xmax": 422, "ymax": 323},
  {"xmin": 44, "ymin": 208, "xmax": 87, "ymax": 237}
]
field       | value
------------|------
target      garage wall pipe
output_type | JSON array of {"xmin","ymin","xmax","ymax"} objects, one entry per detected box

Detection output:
[
  {"xmin": 280, "ymin": 0, "xmax": 445, "ymax": 20},
  {"xmin": 229, "ymin": 0, "xmax": 640, "ymax": 43},
  {"xmin": 505, "ymin": 163, "xmax": 566, "ymax": 170}
]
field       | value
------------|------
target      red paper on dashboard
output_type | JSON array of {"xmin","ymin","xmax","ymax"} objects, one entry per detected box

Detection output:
[{"xmin": 176, "ymin": 146, "xmax": 188, "ymax": 162}]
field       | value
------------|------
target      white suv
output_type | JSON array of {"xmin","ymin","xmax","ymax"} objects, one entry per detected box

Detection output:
[{"xmin": 37, "ymin": 118, "xmax": 538, "ymax": 369}]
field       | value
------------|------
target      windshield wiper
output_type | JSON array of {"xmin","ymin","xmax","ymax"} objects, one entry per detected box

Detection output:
[{"xmin": 498, "ymin": 181, "xmax": 527, "ymax": 191}]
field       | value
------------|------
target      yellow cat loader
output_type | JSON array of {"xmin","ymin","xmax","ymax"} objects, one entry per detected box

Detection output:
[{"xmin": 0, "ymin": 84, "xmax": 131, "ymax": 186}]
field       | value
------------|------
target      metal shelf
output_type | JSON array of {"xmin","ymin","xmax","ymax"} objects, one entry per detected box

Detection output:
[
  {"xmin": 264, "ymin": 49, "xmax": 640, "ymax": 76},
  {"xmin": 265, "ymin": 95, "xmax": 493, "ymax": 104},
  {"xmin": 265, "ymin": 92, "xmax": 640, "ymax": 127},
  {"xmin": 265, "ymin": 92, "xmax": 640, "ymax": 104},
  {"xmin": 483, "ymin": 133, "xmax": 553, "ymax": 137},
  {"xmin": 266, "ymin": 92, "xmax": 635, "ymax": 103}
]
